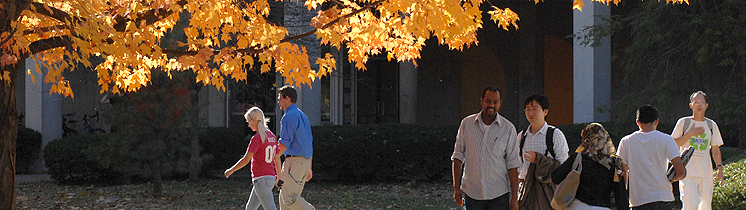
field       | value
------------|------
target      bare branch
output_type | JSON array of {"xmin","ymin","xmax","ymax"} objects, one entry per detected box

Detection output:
[
  {"xmin": 27, "ymin": 36, "xmax": 71, "ymax": 56},
  {"xmin": 28, "ymin": 2, "xmax": 80, "ymax": 25},
  {"xmin": 22, "ymin": 25, "xmax": 68, "ymax": 36},
  {"xmin": 112, "ymin": 0, "xmax": 188, "ymax": 32}
]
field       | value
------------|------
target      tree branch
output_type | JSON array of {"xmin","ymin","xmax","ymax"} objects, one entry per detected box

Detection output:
[
  {"xmin": 280, "ymin": 0, "xmax": 384, "ymax": 44},
  {"xmin": 27, "ymin": 36, "xmax": 71, "ymax": 56},
  {"xmin": 112, "ymin": 0, "xmax": 188, "ymax": 32},
  {"xmin": 22, "ymin": 25, "xmax": 68, "ymax": 36},
  {"xmin": 0, "ymin": 28, "xmax": 17, "ymax": 50},
  {"xmin": 28, "ymin": 2, "xmax": 80, "ymax": 25}
]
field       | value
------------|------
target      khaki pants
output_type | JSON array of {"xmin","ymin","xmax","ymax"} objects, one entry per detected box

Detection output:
[{"xmin": 279, "ymin": 157, "xmax": 315, "ymax": 210}]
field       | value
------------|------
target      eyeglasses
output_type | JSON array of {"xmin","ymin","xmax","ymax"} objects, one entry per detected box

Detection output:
[{"xmin": 524, "ymin": 107, "xmax": 543, "ymax": 112}]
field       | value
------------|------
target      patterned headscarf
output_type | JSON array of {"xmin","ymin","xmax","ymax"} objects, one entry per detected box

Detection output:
[{"xmin": 575, "ymin": 123, "xmax": 629, "ymax": 181}]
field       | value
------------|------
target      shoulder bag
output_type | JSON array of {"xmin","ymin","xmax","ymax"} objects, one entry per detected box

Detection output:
[{"xmin": 551, "ymin": 154, "xmax": 582, "ymax": 210}]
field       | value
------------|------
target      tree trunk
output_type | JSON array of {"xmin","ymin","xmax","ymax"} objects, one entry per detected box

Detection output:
[
  {"xmin": 1, "ymin": 63, "xmax": 19, "ymax": 210},
  {"xmin": 154, "ymin": 159, "xmax": 163, "ymax": 196},
  {"xmin": 188, "ymin": 133, "xmax": 200, "ymax": 182}
]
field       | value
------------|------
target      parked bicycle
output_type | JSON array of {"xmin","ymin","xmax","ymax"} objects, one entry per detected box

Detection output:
[
  {"xmin": 17, "ymin": 113, "xmax": 24, "ymax": 127},
  {"xmin": 62, "ymin": 110, "xmax": 106, "ymax": 138}
]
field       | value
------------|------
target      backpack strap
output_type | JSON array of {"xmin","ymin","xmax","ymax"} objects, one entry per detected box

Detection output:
[
  {"xmin": 520, "ymin": 125, "xmax": 557, "ymax": 160},
  {"xmin": 546, "ymin": 126, "xmax": 556, "ymax": 159},
  {"xmin": 520, "ymin": 129, "xmax": 528, "ymax": 159},
  {"xmin": 682, "ymin": 117, "xmax": 714, "ymax": 136},
  {"xmin": 705, "ymin": 117, "xmax": 714, "ymax": 134},
  {"xmin": 682, "ymin": 117, "xmax": 691, "ymax": 137}
]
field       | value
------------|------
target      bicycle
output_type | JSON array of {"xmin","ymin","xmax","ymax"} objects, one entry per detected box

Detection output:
[
  {"xmin": 17, "ymin": 113, "xmax": 24, "ymax": 127},
  {"xmin": 62, "ymin": 110, "xmax": 106, "ymax": 138}
]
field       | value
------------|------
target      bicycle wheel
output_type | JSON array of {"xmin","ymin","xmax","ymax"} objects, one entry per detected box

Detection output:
[
  {"xmin": 63, "ymin": 130, "xmax": 78, "ymax": 138},
  {"xmin": 93, "ymin": 129, "xmax": 106, "ymax": 134}
]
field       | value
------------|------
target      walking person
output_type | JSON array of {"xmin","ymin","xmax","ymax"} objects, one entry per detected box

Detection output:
[
  {"xmin": 452, "ymin": 86, "xmax": 521, "ymax": 210},
  {"xmin": 275, "ymin": 85, "xmax": 315, "ymax": 210},
  {"xmin": 671, "ymin": 91, "xmax": 725, "ymax": 210},
  {"xmin": 551, "ymin": 123, "xmax": 629, "ymax": 210},
  {"xmin": 516, "ymin": 94, "xmax": 569, "ymax": 210},
  {"xmin": 225, "ymin": 107, "xmax": 282, "ymax": 210},
  {"xmin": 617, "ymin": 105, "xmax": 687, "ymax": 210}
]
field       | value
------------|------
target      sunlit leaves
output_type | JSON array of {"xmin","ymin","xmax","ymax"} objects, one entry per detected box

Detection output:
[
  {"xmin": 316, "ymin": 53, "xmax": 336, "ymax": 79},
  {"xmin": 1, "ymin": 71, "xmax": 11, "ymax": 86},
  {"xmin": 3, "ymin": 0, "xmax": 692, "ymax": 97},
  {"xmin": 488, "ymin": 6, "xmax": 520, "ymax": 31},
  {"xmin": 574, "ymin": 0, "xmax": 585, "ymax": 12}
]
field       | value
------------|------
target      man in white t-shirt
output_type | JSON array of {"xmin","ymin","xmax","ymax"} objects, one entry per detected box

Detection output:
[
  {"xmin": 617, "ymin": 105, "xmax": 687, "ymax": 210},
  {"xmin": 671, "ymin": 91, "xmax": 724, "ymax": 210}
]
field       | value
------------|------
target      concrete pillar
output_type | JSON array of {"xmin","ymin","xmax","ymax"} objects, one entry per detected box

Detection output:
[
  {"xmin": 517, "ymin": 3, "xmax": 541, "ymax": 128},
  {"xmin": 573, "ymin": 0, "xmax": 611, "ymax": 123},
  {"xmin": 25, "ymin": 57, "xmax": 62, "ymax": 173},
  {"xmin": 329, "ymin": 55, "xmax": 344, "ymax": 125},
  {"xmin": 298, "ymin": 82, "xmax": 321, "ymax": 126},
  {"xmin": 399, "ymin": 61, "xmax": 417, "ymax": 124},
  {"xmin": 285, "ymin": 0, "xmax": 321, "ymax": 126},
  {"xmin": 198, "ymin": 85, "xmax": 226, "ymax": 127}
]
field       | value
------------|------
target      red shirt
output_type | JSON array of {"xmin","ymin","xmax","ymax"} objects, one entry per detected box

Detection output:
[{"xmin": 247, "ymin": 131, "xmax": 279, "ymax": 178}]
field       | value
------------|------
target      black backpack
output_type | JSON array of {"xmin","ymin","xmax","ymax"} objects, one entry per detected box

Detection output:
[{"xmin": 520, "ymin": 125, "xmax": 556, "ymax": 159}]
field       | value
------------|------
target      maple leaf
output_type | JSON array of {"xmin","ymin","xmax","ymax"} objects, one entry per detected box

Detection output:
[
  {"xmin": 488, "ymin": 6, "xmax": 520, "ymax": 31},
  {"xmin": 0, "ymin": 54, "xmax": 18, "ymax": 66},
  {"xmin": 1, "ymin": 71, "xmax": 10, "ymax": 86},
  {"xmin": 574, "ymin": 0, "xmax": 585, "ymax": 12}
]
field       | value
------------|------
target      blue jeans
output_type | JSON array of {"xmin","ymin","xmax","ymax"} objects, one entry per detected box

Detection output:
[
  {"xmin": 464, "ymin": 193, "xmax": 510, "ymax": 210},
  {"xmin": 246, "ymin": 176, "xmax": 277, "ymax": 210}
]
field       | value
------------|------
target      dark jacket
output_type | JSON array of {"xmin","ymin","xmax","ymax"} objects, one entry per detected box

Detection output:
[
  {"xmin": 518, "ymin": 153, "xmax": 561, "ymax": 210},
  {"xmin": 551, "ymin": 153, "xmax": 629, "ymax": 210}
]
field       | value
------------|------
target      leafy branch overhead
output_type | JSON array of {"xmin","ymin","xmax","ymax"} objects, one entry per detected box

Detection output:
[{"xmin": 0, "ymin": 0, "xmax": 689, "ymax": 96}]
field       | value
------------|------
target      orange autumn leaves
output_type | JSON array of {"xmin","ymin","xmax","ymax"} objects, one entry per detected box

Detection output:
[{"xmin": 1, "ymin": 0, "xmax": 688, "ymax": 97}]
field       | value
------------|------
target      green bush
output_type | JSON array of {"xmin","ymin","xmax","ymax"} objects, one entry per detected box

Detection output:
[
  {"xmin": 719, "ymin": 146, "xmax": 744, "ymax": 164},
  {"xmin": 313, "ymin": 124, "xmax": 457, "ymax": 182},
  {"xmin": 198, "ymin": 127, "xmax": 244, "ymax": 172},
  {"xmin": 713, "ymin": 157, "xmax": 746, "ymax": 210},
  {"xmin": 43, "ymin": 134, "xmax": 122, "ymax": 184},
  {"xmin": 16, "ymin": 127, "xmax": 42, "ymax": 173},
  {"xmin": 44, "ymin": 127, "xmax": 243, "ymax": 184}
]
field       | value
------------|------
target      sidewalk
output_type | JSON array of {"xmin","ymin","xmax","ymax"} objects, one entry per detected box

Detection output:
[{"xmin": 15, "ymin": 174, "xmax": 52, "ymax": 184}]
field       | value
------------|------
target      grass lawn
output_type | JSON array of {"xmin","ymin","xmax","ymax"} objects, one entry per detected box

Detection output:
[{"xmin": 17, "ymin": 177, "xmax": 462, "ymax": 210}]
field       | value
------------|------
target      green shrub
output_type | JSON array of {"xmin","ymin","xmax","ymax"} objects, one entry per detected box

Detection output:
[
  {"xmin": 44, "ymin": 127, "xmax": 243, "ymax": 185},
  {"xmin": 43, "ymin": 135, "xmax": 122, "ymax": 184},
  {"xmin": 16, "ymin": 127, "xmax": 42, "ymax": 173},
  {"xmin": 713, "ymin": 157, "xmax": 746, "ymax": 210},
  {"xmin": 198, "ymin": 127, "xmax": 244, "ymax": 172},
  {"xmin": 87, "ymin": 131, "xmax": 183, "ymax": 179},
  {"xmin": 719, "ymin": 146, "xmax": 743, "ymax": 164},
  {"xmin": 313, "ymin": 124, "xmax": 457, "ymax": 182}
]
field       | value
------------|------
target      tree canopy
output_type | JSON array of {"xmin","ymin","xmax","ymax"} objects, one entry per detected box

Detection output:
[
  {"xmin": 0, "ymin": 0, "xmax": 690, "ymax": 209},
  {"xmin": 0, "ymin": 0, "xmax": 691, "ymax": 96}
]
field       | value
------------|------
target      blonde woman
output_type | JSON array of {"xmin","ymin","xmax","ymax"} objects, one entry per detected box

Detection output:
[{"xmin": 225, "ymin": 107, "xmax": 281, "ymax": 210}]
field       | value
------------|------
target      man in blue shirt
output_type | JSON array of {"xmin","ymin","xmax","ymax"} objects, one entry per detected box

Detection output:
[{"xmin": 275, "ymin": 85, "xmax": 315, "ymax": 210}]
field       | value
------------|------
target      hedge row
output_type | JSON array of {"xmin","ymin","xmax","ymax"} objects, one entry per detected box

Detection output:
[
  {"xmin": 43, "ymin": 134, "xmax": 123, "ymax": 184},
  {"xmin": 16, "ymin": 127, "xmax": 42, "ymax": 174},
  {"xmin": 312, "ymin": 124, "xmax": 458, "ymax": 182},
  {"xmin": 713, "ymin": 155, "xmax": 746, "ymax": 210},
  {"xmin": 44, "ymin": 123, "xmax": 743, "ymax": 185},
  {"xmin": 44, "ymin": 127, "xmax": 245, "ymax": 184}
]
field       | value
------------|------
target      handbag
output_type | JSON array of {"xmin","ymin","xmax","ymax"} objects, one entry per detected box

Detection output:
[{"xmin": 551, "ymin": 154, "xmax": 582, "ymax": 210}]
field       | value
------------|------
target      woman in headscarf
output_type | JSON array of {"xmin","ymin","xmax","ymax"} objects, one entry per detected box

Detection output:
[{"xmin": 551, "ymin": 123, "xmax": 630, "ymax": 210}]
